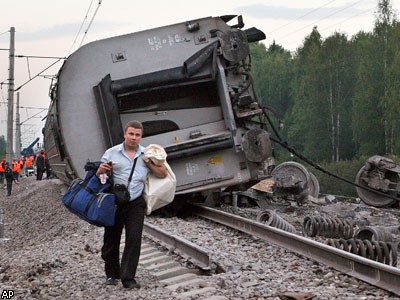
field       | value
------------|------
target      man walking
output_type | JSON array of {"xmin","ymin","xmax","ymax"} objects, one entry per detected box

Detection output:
[{"xmin": 95, "ymin": 120, "xmax": 167, "ymax": 289}]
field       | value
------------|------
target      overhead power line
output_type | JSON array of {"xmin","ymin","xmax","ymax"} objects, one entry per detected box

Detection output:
[
  {"xmin": 276, "ymin": 0, "xmax": 365, "ymax": 41},
  {"xmin": 319, "ymin": 6, "xmax": 375, "ymax": 33},
  {"xmin": 268, "ymin": 0, "xmax": 338, "ymax": 35},
  {"xmin": 18, "ymin": 109, "xmax": 47, "ymax": 125},
  {"xmin": 14, "ymin": 59, "xmax": 61, "ymax": 92},
  {"xmin": 14, "ymin": 55, "xmax": 66, "ymax": 59},
  {"xmin": 0, "ymin": 102, "xmax": 46, "ymax": 110},
  {"xmin": 283, "ymin": 4, "xmax": 375, "ymax": 50},
  {"xmin": 67, "ymin": 0, "xmax": 95, "ymax": 56},
  {"xmin": 1, "ymin": 1, "xmax": 104, "ymax": 96},
  {"xmin": 78, "ymin": 0, "xmax": 103, "ymax": 49}
]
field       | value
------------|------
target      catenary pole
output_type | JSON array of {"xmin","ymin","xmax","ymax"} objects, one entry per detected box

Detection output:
[
  {"xmin": 16, "ymin": 92, "xmax": 21, "ymax": 157},
  {"xmin": 6, "ymin": 27, "xmax": 15, "ymax": 163}
]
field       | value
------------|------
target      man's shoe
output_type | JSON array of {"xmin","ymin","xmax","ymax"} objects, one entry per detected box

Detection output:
[
  {"xmin": 105, "ymin": 277, "xmax": 119, "ymax": 286},
  {"xmin": 122, "ymin": 279, "xmax": 141, "ymax": 289}
]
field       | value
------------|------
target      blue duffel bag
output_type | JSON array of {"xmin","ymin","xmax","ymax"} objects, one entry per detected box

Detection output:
[{"xmin": 62, "ymin": 169, "xmax": 116, "ymax": 227}]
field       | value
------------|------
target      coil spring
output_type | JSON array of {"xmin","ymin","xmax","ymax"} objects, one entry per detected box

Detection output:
[
  {"xmin": 355, "ymin": 226, "xmax": 393, "ymax": 242},
  {"xmin": 326, "ymin": 238, "xmax": 399, "ymax": 267},
  {"xmin": 303, "ymin": 215, "xmax": 353, "ymax": 239},
  {"xmin": 256, "ymin": 210, "xmax": 296, "ymax": 233}
]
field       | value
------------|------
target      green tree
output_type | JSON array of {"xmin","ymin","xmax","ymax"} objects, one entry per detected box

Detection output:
[
  {"xmin": 287, "ymin": 27, "xmax": 331, "ymax": 161},
  {"xmin": 386, "ymin": 22, "xmax": 400, "ymax": 153},
  {"xmin": 251, "ymin": 42, "xmax": 293, "ymax": 114},
  {"xmin": 320, "ymin": 32, "xmax": 355, "ymax": 161},
  {"xmin": 263, "ymin": 42, "xmax": 293, "ymax": 120},
  {"xmin": 250, "ymin": 2, "xmax": 400, "ymax": 163},
  {"xmin": 250, "ymin": 42, "xmax": 294, "ymax": 159},
  {"xmin": 351, "ymin": 0, "xmax": 399, "ymax": 157},
  {"xmin": 351, "ymin": 31, "xmax": 385, "ymax": 155},
  {"xmin": 250, "ymin": 42, "xmax": 268, "ymax": 100},
  {"xmin": 374, "ymin": 0, "xmax": 398, "ymax": 154}
]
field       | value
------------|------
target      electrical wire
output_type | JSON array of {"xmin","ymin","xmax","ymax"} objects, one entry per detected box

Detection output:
[
  {"xmin": 19, "ymin": 106, "xmax": 47, "ymax": 110},
  {"xmin": 14, "ymin": 55, "xmax": 66, "ymax": 59},
  {"xmin": 78, "ymin": 0, "xmax": 103, "ymax": 48},
  {"xmin": 283, "ymin": 4, "xmax": 375, "ymax": 51},
  {"xmin": 276, "ymin": 0, "xmax": 365, "ymax": 42},
  {"xmin": 319, "ymin": 6, "xmax": 375, "ymax": 33},
  {"xmin": 14, "ymin": 59, "xmax": 61, "ymax": 92},
  {"xmin": 18, "ymin": 109, "xmax": 47, "ymax": 129},
  {"xmin": 67, "ymin": 0, "xmax": 95, "ymax": 56},
  {"xmin": 2, "ymin": 0, "xmax": 104, "ymax": 97},
  {"xmin": 26, "ymin": 57, "xmax": 31, "ymax": 79},
  {"xmin": 268, "ymin": 0, "xmax": 337, "ymax": 35},
  {"xmin": 2, "ymin": 0, "xmax": 104, "ymax": 110}
]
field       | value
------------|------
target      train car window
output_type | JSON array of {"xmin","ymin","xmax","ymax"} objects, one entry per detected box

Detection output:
[
  {"xmin": 142, "ymin": 120, "xmax": 180, "ymax": 137},
  {"xmin": 117, "ymin": 80, "xmax": 219, "ymax": 113}
]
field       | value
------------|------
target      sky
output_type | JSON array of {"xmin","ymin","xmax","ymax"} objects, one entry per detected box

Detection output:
[{"xmin": 0, "ymin": 0, "xmax": 398, "ymax": 150}]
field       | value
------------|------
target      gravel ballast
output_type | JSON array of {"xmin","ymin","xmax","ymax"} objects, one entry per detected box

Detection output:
[{"xmin": 0, "ymin": 176, "xmax": 399, "ymax": 299}]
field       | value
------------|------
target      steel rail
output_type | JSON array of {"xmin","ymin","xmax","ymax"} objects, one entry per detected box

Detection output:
[
  {"xmin": 190, "ymin": 204, "xmax": 400, "ymax": 296},
  {"xmin": 143, "ymin": 221, "xmax": 212, "ymax": 270}
]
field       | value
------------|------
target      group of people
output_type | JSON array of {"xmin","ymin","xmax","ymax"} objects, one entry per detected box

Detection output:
[{"xmin": 0, "ymin": 150, "xmax": 51, "ymax": 196}]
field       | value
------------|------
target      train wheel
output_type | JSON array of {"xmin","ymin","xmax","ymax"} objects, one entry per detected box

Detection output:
[
  {"xmin": 308, "ymin": 172, "xmax": 320, "ymax": 198},
  {"xmin": 272, "ymin": 161, "xmax": 311, "ymax": 192},
  {"xmin": 355, "ymin": 166, "xmax": 397, "ymax": 207},
  {"xmin": 272, "ymin": 161, "xmax": 311, "ymax": 181}
]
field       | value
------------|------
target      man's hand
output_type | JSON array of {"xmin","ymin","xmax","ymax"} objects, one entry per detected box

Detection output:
[
  {"xmin": 96, "ymin": 162, "xmax": 112, "ymax": 177},
  {"xmin": 143, "ymin": 157, "xmax": 168, "ymax": 178}
]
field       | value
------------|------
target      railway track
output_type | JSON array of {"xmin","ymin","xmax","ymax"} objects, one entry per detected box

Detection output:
[
  {"xmin": 191, "ymin": 204, "xmax": 400, "ymax": 295},
  {"xmin": 142, "ymin": 204, "xmax": 400, "ymax": 298},
  {"xmin": 2, "ymin": 177, "xmax": 400, "ymax": 299},
  {"xmin": 139, "ymin": 242, "xmax": 223, "ymax": 299},
  {"xmin": 141, "ymin": 222, "xmax": 227, "ymax": 299}
]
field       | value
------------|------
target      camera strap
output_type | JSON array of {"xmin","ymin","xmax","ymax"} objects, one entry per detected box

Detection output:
[{"xmin": 126, "ymin": 156, "xmax": 138, "ymax": 189}]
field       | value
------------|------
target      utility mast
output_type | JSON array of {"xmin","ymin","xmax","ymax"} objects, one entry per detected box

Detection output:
[
  {"xmin": 6, "ymin": 27, "xmax": 15, "ymax": 163},
  {"xmin": 15, "ymin": 92, "xmax": 21, "ymax": 157}
]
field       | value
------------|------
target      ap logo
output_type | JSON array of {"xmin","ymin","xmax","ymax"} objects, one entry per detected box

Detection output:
[{"xmin": 1, "ymin": 290, "xmax": 15, "ymax": 299}]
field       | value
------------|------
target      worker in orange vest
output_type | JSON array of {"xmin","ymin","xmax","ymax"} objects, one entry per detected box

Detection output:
[
  {"xmin": 25, "ymin": 156, "xmax": 34, "ymax": 176},
  {"xmin": 0, "ymin": 158, "xmax": 5, "ymax": 188},
  {"xmin": 12, "ymin": 159, "xmax": 19, "ymax": 183},
  {"xmin": 18, "ymin": 158, "xmax": 24, "ymax": 180}
]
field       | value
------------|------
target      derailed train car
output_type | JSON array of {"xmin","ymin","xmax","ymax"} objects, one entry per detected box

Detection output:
[{"xmin": 43, "ymin": 15, "xmax": 275, "ymax": 200}]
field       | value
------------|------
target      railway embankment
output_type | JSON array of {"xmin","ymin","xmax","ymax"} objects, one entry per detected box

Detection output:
[{"xmin": 0, "ymin": 176, "xmax": 399, "ymax": 299}]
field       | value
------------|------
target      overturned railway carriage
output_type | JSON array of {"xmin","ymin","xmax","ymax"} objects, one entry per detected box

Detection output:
[{"xmin": 44, "ymin": 15, "xmax": 274, "ymax": 199}]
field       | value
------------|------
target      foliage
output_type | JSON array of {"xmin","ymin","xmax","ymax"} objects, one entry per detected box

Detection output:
[
  {"xmin": 386, "ymin": 23, "xmax": 400, "ymax": 153},
  {"xmin": 288, "ymin": 27, "xmax": 331, "ymax": 161},
  {"xmin": 249, "ymin": 0, "xmax": 400, "ymax": 163},
  {"xmin": 250, "ymin": 42, "xmax": 293, "ymax": 160},
  {"xmin": 247, "ymin": 0, "xmax": 400, "ymax": 200},
  {"xmin": 313, "ymin": 155, "xmax": 400, "ymax": 198},
  {"xmin": 312, "ymin": 157, "xmax": 368, "ymax": 198},
  {"xmin": 351, "ymin": 31, "xmax": 386, "ymax": 155}
]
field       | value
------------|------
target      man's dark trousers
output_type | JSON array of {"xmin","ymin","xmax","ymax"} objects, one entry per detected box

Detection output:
[{"xmin": 101, "ymin": 196, "xmax": 146, "ymax": 281}]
